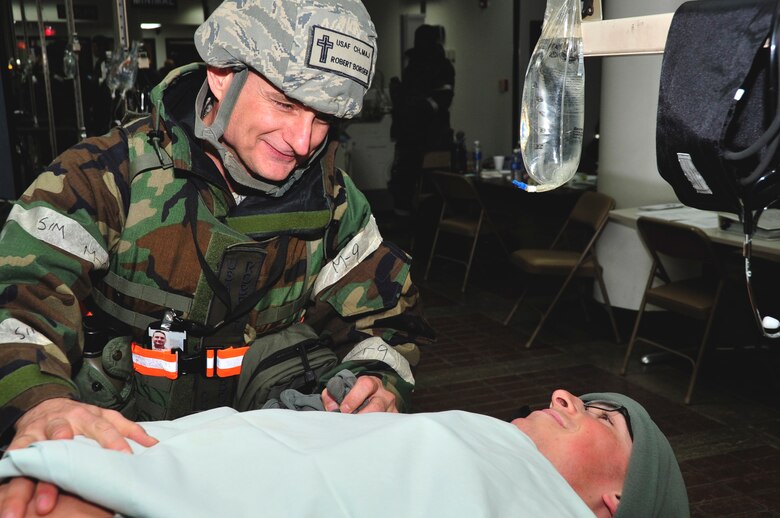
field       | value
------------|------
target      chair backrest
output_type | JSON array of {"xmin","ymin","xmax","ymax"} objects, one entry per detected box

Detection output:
[
  {"xmin": 422, "ymin": 151, "xmax": 452, "ymax": 171},
  {"xmin": 553, "ymin": 191, "xmax": 616, "ymax": 251},
  {"xmin": 636, "ymin": 217, "xmax": 723, "ymax": 273},
  {"xmin": 569, "ymin": 191, "xmax": 616, "ymax": 231},
  {"xmin": 429, "ymin": 171, "xmax": 482, "ymax": 204}
]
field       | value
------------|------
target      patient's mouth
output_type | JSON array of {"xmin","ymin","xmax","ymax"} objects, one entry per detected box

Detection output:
[{"xmin": 541, "ymin": 408, "xmax": 565, "ymax": 428}]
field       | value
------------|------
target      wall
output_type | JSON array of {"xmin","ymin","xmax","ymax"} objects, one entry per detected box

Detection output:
[
  {"xmin": 598, "ymin": 0, "xmax": 684, "ymax": 208},
  {"xmin": 9, "ymin": 0, "xmax": 598, "ymax": 172},
  {"xmin": 595, "ymin": 0, "xmax": 687, "ymax": 310},
  {"xmin": 363, "ymin": 0, "xmax": 519, "ymax": 159}
]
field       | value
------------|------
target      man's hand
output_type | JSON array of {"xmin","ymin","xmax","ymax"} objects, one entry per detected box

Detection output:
[
  {"xmin": 0, "ymin": 398, "xmax": 157, "ymax": 518},
  {"xmin": 322, "ymin": 375, "xmax": 399, "ymax": 414},
  {"xmin": 0, "ymin": 484, "xmax": 113, "ymax": 518}
]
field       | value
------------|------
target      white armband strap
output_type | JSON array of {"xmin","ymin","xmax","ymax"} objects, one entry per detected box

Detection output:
[
  {"xmin": 312, "ymin": 215, "xmax": 382, "ymax": 297},
  {"xmin": 0, "ymin": 318, "xmax": 55, "ymax": 347},
  {"xmin": 343, "ymin": 337, "xmax": 415, "ymax": 385},
  {"xmin": 0, "ymin": 318, "xmax": 70, "ymax": 363},
  {"xmin": 6, "ymin": 205, "xmax": 109, "ymax": 269}
]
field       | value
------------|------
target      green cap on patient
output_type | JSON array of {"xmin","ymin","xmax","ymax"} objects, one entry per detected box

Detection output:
[
  {"xmin": 581, "ymin": 392, "xmax": 690, "ymax": 518},
  {"xmin": 194, "ymin": 0, "xmax": 377, "ymax": 119}
]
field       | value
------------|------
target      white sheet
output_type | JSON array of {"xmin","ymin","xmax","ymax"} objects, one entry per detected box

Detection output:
[{"xmin": 0, "ymin": 409, "xmax": 594, "ymax": 518}]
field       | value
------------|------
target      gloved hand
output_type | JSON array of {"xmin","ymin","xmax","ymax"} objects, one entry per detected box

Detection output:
[{"xmin": 262, "ymin": 369, "xmax": 365, "ymax": 412}]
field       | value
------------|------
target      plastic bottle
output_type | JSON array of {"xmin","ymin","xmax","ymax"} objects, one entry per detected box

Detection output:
[
  {"xmin": 519, "ymin": 0, "xmax": 584, "ymax": 191},
  {"xmin": 473, "ymin": 140, "xmax": 482, "ymax": 175},
  {"xmin": 452, "ymin": 131, "xmax": 468, "ymax": 173},
  {"xmin": 510, "ymin": 146, "xmax": 524, "ymax": 182}
]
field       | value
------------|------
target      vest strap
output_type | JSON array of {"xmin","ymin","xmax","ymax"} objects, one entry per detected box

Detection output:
[
  {"xmin": 103, "ymin": 271, "xmax": 193, "ymax": 313},
  {"xmin": 255, "ymin": 295, "xmax": 311, "ymax": 326},
  {"xmin": 130, "ymin": 150, "xmax": 171, "ymax": 178},
  {"xmin": 225, "ymin": 210, "xmax": 332, "ymax": 235},
  {"xmin": 92, "ymin": 289, "xmax": 156, "ymax": 331}
]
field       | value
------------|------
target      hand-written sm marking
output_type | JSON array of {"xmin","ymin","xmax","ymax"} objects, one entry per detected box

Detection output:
[{"xmin": 37, "ymin": 217, "xmax": 66, "ymax": 239}]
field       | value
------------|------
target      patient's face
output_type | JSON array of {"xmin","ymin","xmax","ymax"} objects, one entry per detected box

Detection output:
[{"xmin": 511, "ymin": 389, "xmax": 632, "ymax": 510}]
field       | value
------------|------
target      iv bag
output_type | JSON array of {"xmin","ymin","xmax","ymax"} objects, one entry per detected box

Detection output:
[
  {"xmin": 519, "ymin": 0, "xmax": 584, "ymax": 192},
  {"xmin": 106, "ymin": 41, "xmax": 140, "ymax": 98},
  {"xmin": 62, "ymin": 49, "xmax": 77, "ymax": 80}
]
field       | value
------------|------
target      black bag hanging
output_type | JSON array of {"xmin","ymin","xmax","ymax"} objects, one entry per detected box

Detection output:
[
  {"xmin": 657, "ymin": 0, "xmax": 780, "ymax": 337},
  {"xmin": 657, "ymin": 0, "xmax": 780, "ymax": 218}
]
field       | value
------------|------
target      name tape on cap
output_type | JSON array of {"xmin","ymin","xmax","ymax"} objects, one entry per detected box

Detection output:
[{"xmin": 307, "ymin": 25, "xmax": 374, "ymax": 88}]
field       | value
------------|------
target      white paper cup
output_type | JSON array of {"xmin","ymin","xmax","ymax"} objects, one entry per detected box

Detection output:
[{"xmin": 493, "ymin": 156, "xmax": 505, "ymax": 170}]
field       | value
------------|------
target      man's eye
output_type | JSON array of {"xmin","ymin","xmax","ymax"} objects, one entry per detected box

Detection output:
[
  {"xmin": 274, "ymin": 100, "xmax": 295, "ymax": 110},
  {"xmin": 316, "ymin": 114, "xmax": 336, "ymax": 125}
]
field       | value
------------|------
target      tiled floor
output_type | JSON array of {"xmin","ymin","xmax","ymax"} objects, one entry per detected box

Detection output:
[{"xmin": 386, "ymin": 214, "xmax": 780, "ymax": 518}]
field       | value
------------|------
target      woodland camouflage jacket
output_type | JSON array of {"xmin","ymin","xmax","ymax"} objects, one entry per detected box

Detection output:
[{"xmin": 0, "ymin": 65, "xmax": 433, "ymax": 439}]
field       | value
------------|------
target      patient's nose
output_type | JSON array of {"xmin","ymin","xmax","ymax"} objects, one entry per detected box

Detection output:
[{"xmin": 550, "ymin": 389, "xmax": 579, "ymax": 413}]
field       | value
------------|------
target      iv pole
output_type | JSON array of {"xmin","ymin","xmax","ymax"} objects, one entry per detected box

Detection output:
[
  {"xmin": 64, "ymin": 0, "xmax": 86, "ymax": 140},
  {"xmin": 34, "ymin": 0, "xmax": 57, "ymax": 157},
  {"xmin": 18, "ymin": 0, "xmax": 39, "ymax": 129}
]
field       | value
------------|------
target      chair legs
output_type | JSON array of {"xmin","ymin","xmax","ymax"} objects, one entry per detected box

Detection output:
[
  {"xmin": 505, "ymin": 273, "xmax": 620, "ymax": 349},
  {"xmin": 523, "ymin": 268, "xmax": 581, "ymax": 349},
  {"xmin": 460, "ymin": 215, "xmax": 485, "ymax": 293},
  {"xmin": 503, "ymin": 288, "xmax": 529, "ymax": 326},
  {"xmin": 683, "ymin": 281, "xmax": 724, "ymax": 404},
  {"xmin": 620, "ymin": 296, "xmax": 648, "ymax": 375},
  {"xmin": 423, "ymin": 205, "xmax": 446, "ymax": 283},
  {"xmin": 622, "ymin": 281, "xmax": 724, "ymax": 405},
  {"xmin": 594, "ymin": 270, "xmax": 622, "ymax": 343},
  {"xmin": 424, "ymin": 210, "xmax": 486, "ymax": 293}
]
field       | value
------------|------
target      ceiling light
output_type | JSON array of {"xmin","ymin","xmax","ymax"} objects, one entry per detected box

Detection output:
[{"xmin": 140, "ymin": 23, "xmax": 161, "ymax": 30}]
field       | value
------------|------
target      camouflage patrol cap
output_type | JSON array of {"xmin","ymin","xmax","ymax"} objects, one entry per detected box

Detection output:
[{"xmin": 195, "ymin": 0, "xmax": 377, "ymax": 119}]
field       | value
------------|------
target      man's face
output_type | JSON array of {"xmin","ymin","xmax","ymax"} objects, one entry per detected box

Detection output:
[
  {"xmin": 511, "ymin": 389, "xmax": 632, "ymax": 514},
  {"xmin": 152, "ymin": 332, "xmax": 167, "ymax": 350},
  {"xmin": 221, "ymin": 71, "xmax": 331, "ymax": 183}
]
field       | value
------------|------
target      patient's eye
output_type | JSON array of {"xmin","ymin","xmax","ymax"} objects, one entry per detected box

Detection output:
[{"xmin": 588, "ymin": 408, "xmax": 615, "ymax": 426}]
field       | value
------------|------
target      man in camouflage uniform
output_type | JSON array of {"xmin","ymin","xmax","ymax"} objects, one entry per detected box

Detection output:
[{"xmin": 0, "ymin": 0, "xmax": 433, "ymax": 515}]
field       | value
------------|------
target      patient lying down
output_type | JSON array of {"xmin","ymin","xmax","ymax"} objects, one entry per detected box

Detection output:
[{"xmin": 0, "ymin": 390, "xmax": 689, "ymax": 518}]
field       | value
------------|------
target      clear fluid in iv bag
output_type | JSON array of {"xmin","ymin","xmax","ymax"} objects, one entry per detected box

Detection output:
[{"xmin": 520, "ymin": 0, "xmax": 584, "ymax": 190}]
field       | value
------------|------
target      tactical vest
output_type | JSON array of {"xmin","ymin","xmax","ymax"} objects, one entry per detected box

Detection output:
[{"xmin": 89, "ymin": 120, "xmax": 338, "ymax": 420}]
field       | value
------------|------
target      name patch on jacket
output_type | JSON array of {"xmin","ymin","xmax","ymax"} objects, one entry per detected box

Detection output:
[{"xmin": 307, "ymin": 25, "xmax": 374, "ymax": 88}]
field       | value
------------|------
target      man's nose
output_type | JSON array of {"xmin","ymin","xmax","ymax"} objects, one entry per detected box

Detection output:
[
  {"xmin": 550, "ymin": 389, "xmax": 580, "ymax": 414},
  {"xmin": 286, "ymin": 112, "xmax": 316, "ymax": 157}
]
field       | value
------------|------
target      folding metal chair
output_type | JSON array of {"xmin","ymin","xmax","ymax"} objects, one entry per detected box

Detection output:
[
  {"xmin": 621, "ymin": 216, "xmax": 732, "ymax": 404},
  {"xmin": 503, "ymin": 191, "xmax": 620, "ymax": 349},
  {"xmin": 423, "ymin": 171, "xmax": 506, "ymax": 292}
]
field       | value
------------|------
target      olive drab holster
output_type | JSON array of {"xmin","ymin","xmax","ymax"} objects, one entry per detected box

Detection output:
[
  {"xmin": 234, "ymin": 322, "xmax": 338, "ymax": 411},
  {"xmin": 73, "ymin": 336, "xmax": 136, "ymax": 416}
]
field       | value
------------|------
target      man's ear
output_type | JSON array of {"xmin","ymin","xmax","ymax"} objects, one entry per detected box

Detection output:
[
  {"xmin": 602, "ymin": 492, "xmax": 621, "ymax": 516},
  {"xmin": 205, "ymin": 66, "xmax": 234, "ymax": 102}
]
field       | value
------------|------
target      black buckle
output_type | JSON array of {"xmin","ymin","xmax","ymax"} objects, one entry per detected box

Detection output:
[{"xmin": 177, "ymin": 351, "xmax": 205, "ymax": 376}]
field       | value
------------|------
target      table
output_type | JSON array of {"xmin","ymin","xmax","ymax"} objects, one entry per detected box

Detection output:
[
  {"xmin": 610, "ymin": 205, "xmax": 780, "ymax": 260},
  {"xmin": 601, "ymin": 203, "xmax": 780, "ymax": 310},
  {"xmin": 471, "ymin": 174, "xmax": 590, "ymax": 250}
]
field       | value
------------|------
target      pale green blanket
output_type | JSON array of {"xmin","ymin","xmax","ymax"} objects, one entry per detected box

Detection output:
[{"xmin": 0, "ymin": 408, "xmax": 594, "ymax": 517}]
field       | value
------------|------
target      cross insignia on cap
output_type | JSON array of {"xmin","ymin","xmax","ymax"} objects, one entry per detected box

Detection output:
[{"xmin": 316, "ymin": 34, "xmax": 334, "ymax": 63}]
